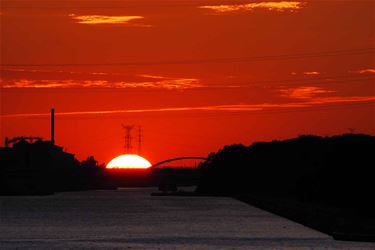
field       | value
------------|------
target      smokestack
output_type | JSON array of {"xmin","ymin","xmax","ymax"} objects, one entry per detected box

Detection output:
[{"xmin": 51, "ymin": 108, "xmax": 55, "ymax": 145}]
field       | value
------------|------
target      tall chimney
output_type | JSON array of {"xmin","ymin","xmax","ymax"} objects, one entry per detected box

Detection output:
[{"xmin": 51, "ymin": 108, "xmax": 55, "ymax": 145}]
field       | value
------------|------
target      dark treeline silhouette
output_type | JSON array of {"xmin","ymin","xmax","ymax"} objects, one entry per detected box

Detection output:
[
  {"xmin": 197, "ymin": 134, "xmax": 374, "ymax": 207},
  {"xmin": 0, "ymin": 138, "xmax": 114, "ymax": 195},
  {"xmin": 196, "ymin": 134, "xmax": 375, "ymax": 241}
]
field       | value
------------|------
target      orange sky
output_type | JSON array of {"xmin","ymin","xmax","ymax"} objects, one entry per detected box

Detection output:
[{"xmin": 1, "ymin": 0, "xmax": 374, "ymax": 165}]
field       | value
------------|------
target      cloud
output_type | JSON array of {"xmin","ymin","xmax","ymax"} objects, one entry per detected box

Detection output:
[
  {"xmin": 0, "ymin": 105, "xmax": 260, "ymax": 118},
  {"xmin": 137, "ymin": 74, "xmax": 170, "ymax": 79},
  {"xmin": 0, "ymin": 76, "xmax": 201, "ymax": 90},
  {"xmin": 2, "ymin": 96, "xmax": 374, "ymax": 118},
  {"xmin": 303, "ymin": 71, "xmax": 320, "ymax": 75},
  {"xmin": 0, "ymin": 79, "xmax": 71, "ymax": 88},
  {"xmin": 351, "ymin": 68, "xmax": 375, "ymax": 74},
  {"xmin": 290, "ymin": 71, "xmax": 320, "ymax": 75},
  {"xmin": 309, "ymin": 96, "xmax": 375, "ymax": 104},
  {"xmin": 1, "ymin": 79, "xmax": 103, "ymax": 88},
  {"xmin": 69, "ymin": 14, "xmax": 149, "ymax": 26},
  {"xmin": 199, "ymin": 1, "xmax": 305, "ymax": 13},
  {"xmin": 280, "ymin": 86, "xmax": 335, "ymax": 99}
]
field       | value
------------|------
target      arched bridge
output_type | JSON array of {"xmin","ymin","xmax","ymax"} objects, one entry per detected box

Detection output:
[{"xmin": 151, "ymin": 157, "xmax": 208, "ymax": 168}]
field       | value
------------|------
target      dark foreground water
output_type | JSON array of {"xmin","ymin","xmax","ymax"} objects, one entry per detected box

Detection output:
[{"xmin": 1, "ymin": 188, "xmax": 374, "ymax": 249}]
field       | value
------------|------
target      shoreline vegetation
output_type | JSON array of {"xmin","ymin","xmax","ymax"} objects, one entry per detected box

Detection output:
[
  {"xmin": 1, "ymin": 133, "xmax": 374, "ymax": 242},
  {"xmin": 153, "ymin": 134, "xmax": 375, "ymax": 242}
]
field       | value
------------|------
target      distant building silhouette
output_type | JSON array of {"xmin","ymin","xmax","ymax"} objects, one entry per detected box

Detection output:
[{"xmin": 0, "ymin": 138, "xmax": 77, "ymax": 194}]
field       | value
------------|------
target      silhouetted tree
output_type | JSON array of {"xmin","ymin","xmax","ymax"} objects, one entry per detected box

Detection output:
[
  {"xmin": 81, "ymin": 156, "xmax": 98, "ymax": 168},
  {"xmin": 197, "ymin": 134, "xmax": 375, "ymax": 210}
]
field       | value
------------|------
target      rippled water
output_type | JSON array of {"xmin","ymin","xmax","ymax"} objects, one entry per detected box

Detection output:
[{"xmin": 1, "ymin": 188, "xmax": 374, "ymax": 249}]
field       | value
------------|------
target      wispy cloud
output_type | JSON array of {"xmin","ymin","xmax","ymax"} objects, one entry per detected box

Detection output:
[
  {"xmin": 69, "ymin": 14, "xmax": 150, "ymax": 26},
  {"xmin": 280, "ymin": 86, "xmax": 335, "ymax": 99},
  {"xmin": 2, "ymin": 96, "xmax": 374, "ymax": 118},
  {"xmin": 137, "ymin": 74, "xmax": 169, "ymax": 79},
  {"xmin": 199, "ymin": 1, "xmax": 305, "ymax": 13},
  {"xmin": 291, "ymin": 71, "xmax": 321, "ymax": 76},
  {"xmin": 0, "ymin": 105, "xmax": 261, "ymax": 118},
  {"xmin": 1, "ymin": 79, "xmax": 107, "ymax": 88},
  {"xmin": 1, "ymin": 79, "xmax": 69, "ymax": 88},
  {"xmin": 303, "ymin": 71, "xmax": 320, "ymax": 75},
  {"xmin": 351, "ymin": 68, "xmax": 375, "ymax": 74},
  {"xmin": 0, "ymin": 76, "xmax": 201, "ymax": 90}
]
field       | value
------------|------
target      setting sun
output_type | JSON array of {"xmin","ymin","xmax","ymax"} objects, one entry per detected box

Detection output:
[{"xmin": 106, "ymin": 154, "xmax": 152, "ymax": 169}]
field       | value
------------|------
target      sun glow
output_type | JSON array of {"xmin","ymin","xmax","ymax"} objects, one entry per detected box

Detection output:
[{"xmin": 106, "ymin": 154, "xmax": 152, "ymax": 169}]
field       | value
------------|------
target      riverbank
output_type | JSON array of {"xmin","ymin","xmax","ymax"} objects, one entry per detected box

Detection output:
[{"xmin": 236, "ymin": 194, "xmax": 375, "ymax": 242}]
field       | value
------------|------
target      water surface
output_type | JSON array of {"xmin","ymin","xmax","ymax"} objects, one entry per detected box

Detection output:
[{"xmin": 1, "ymin": 188, "xmax": 374, "ymax": 249}]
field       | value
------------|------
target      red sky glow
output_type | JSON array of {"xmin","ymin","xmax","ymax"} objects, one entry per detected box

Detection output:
[{"xmin": 1, "ymin": 0, "xmax": 374, "ymax": 165}]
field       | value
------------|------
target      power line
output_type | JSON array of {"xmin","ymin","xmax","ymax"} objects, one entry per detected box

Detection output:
[
  {"xmin": 199, "ymin": 75, "xmax": 375, "ymax": 88},
  {"xmin": 245, "ymin": 74, "xmax": 375, "ymax": 84},
  {"xmin": 1, "ymin": 48, "xmax": 373, "ymax": 67},
  {"xmin": 246, "ymin": 76, "xmax": 375, "ymax": 87},
  {"xmin": 3, "ymin": 0, "xmax": 373, "ymax": 9},
  {"xmin": 138, "ymin": 125, "xmax": 142, "ymax": 154},
  {"xmin": 0, "ymin": 0, "xmax": 249, "ymax": 9}
]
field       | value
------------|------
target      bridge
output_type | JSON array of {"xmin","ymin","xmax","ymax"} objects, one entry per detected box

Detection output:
[{"xmin": 151, "ymin": 157, "xmax": 208, "ymax": 168}]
